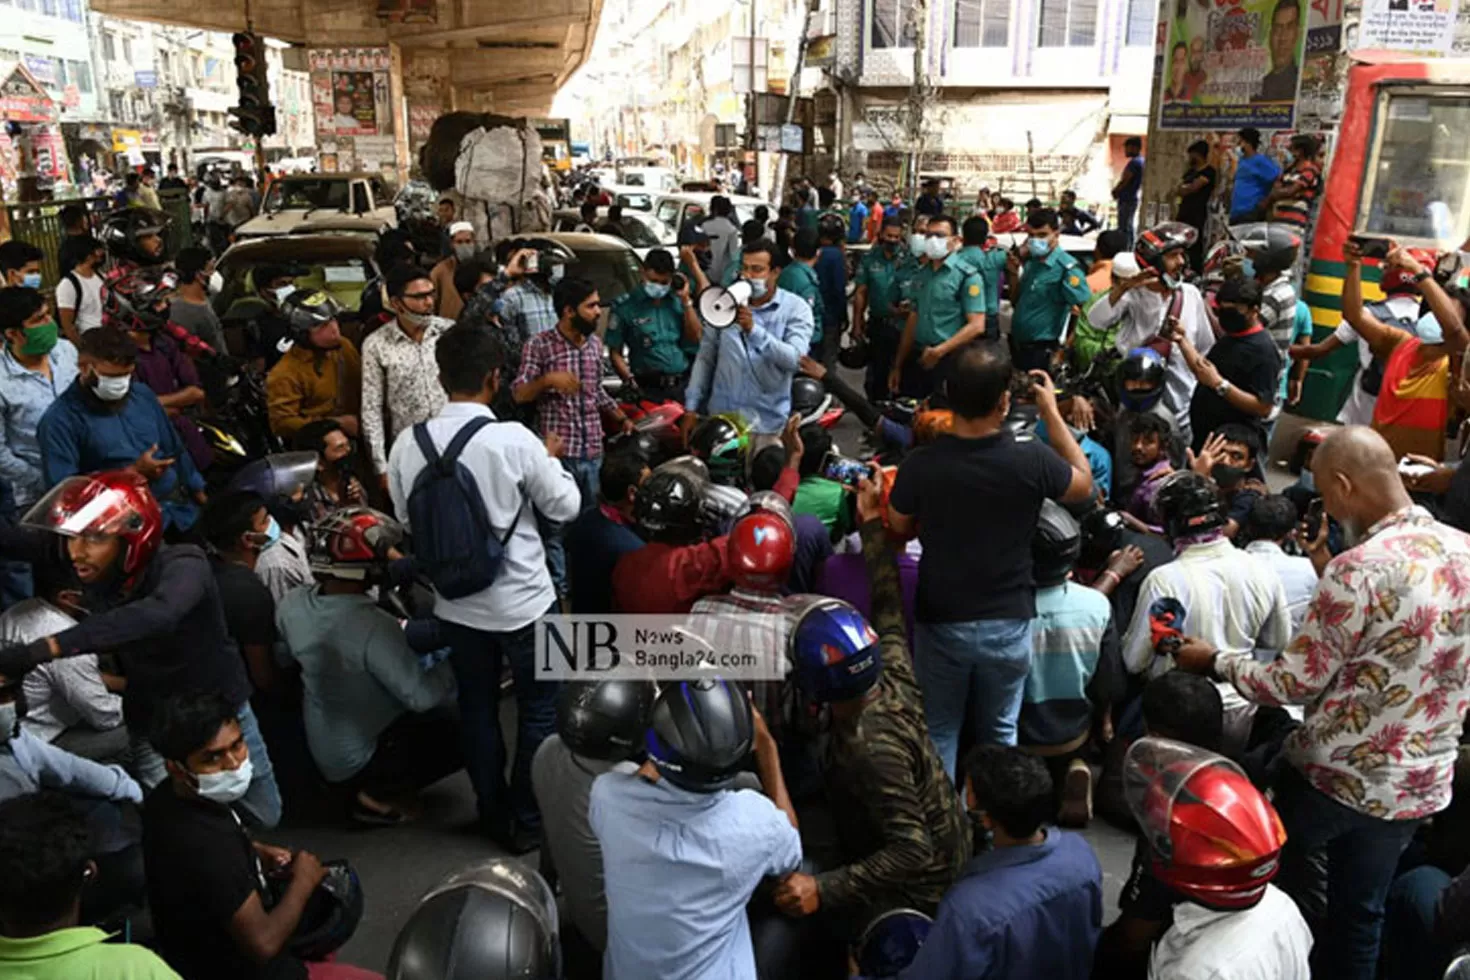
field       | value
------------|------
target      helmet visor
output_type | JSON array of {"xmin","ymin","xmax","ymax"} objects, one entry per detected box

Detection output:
[
  {"xmin": 1123, "ymin": 736, "xmax": 1247, "ymax": 863},
  {"xmin": 264, "ymin": 452, "xmax": 322, "ymax": 498},
  {"xmin": 23, "ymin": 476, "xmax": 152, "ymax": 540}
]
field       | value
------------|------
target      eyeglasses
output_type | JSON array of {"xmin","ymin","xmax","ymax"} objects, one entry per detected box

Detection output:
[{"xmin": 402, "ymin": 291, "xmax": 435, "ymax": 302}]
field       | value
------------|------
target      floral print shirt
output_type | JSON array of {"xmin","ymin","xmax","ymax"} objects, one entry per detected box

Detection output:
[
  {"xmin": 1218, "ymin": 506, "xmax": 1470, "ymax": 820},
  {"xmin": 360, "ymin": 316, "xmax": 450, "ymax": 474}
]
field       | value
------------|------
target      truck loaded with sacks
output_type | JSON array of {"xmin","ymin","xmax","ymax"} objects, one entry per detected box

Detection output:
[{"xmin": 419, "ymin": 111, "xmax": 554, "ymax": 245}]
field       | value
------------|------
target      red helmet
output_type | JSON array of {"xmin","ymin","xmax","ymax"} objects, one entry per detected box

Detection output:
[
  {"xmin": 23, "ymin": 471, "xmax": 163, "ymax": 583},
  {"xmin": 1135, "ymin": 222, "xmax": 1199, "ymax": 277},
  {"xmin": 103, "ymin": 266, "xmax": 179, "ymax": 333},
  {"xmin": 727, "ymin": 491, "xmax": 795, "ymax": 592},
  {"xmin": 1125, "ymin": 737, "xmax": 1286, "ymax": 910},
  {"xmin": 307, "ymin": 507, "xmax": 404, "ymax": 579},
  {"xmin": 1381, "ymin": 248, "xmax": 1437, "ymax": 294}
]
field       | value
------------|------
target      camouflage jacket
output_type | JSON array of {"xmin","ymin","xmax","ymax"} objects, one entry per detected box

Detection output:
[
  {"xmin": 455, "ymin": 272, "xmax": 525, "ymax": 423},
  {"xmin": 815, "ymin": 519, "xmax": 972, "ymax": 916}
]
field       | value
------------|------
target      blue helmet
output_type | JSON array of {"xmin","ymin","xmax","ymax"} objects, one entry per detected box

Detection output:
[
  {"xmin": 644, "ymin": 678, "xmax": 753, "ymax": 793},
  {"xmin": 1118, "ymin": 347, "xmax": 1167, "ymax": 413},
  {"xmin": 856, "ymin": 908, "xmax": 934, "ymax": 977},
  {"xmin": 787, "ymin": 598, "xmax": 882, "ymax": 704}
]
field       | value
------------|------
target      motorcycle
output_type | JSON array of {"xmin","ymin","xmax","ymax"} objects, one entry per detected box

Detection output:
[{"xmin": 198, "ymin": 356, "xmax": 283, "ymax": 490}]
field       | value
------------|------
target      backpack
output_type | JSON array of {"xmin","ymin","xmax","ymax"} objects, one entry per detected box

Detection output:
[
  {"xmin": 407, "ymin": 418, "xmax": 521, "ymax": 599},
  {"xmin": 1360, "ymin": 300, "xmax": 1419, "ymax": 396}
]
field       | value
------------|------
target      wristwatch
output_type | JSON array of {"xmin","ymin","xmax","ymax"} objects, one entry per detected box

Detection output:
[
  {"xmin": 1413, "ymin": 270, "xmax": 1432, "ymax": 284},
  {"xmin": 1215, "ymin": 379, "xmax": 1233, "ymax": 397}
]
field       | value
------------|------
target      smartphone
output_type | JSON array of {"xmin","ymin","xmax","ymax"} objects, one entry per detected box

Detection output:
[
  {"xmin": 1305, "ymin": 498, "xmax": 1325, "ymax": 529},
  {"xmin": 1350, "ymin": 235, "xmax": 1392, "ymax": 260},
  {"xmin": 524, "ymin": 251, "xmax": 540, "ymax": 274},
  {"xmin": 1399, "ymin": 457, "xmax": 1436, "ymax": 479},
  {"xmin": 672, "ymin": 272, "xmax": 687, "ymax": 293},
  {"xmin": 821, "ymin": 453, "xmax": 872, "ymax": 488}
]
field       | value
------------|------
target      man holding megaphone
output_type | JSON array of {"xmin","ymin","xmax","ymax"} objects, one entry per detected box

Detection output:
[{"xmin": 686, "ymin": 239, "xmax": 815, "ymax": 436}]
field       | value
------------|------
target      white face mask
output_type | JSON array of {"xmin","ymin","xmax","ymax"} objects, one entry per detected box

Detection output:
[
  {"xmin": 195, "ymin": 756, "xmax": 254, "ymax": 805},
  {"xmin": 272, "ymin": 285, "xmax": 295, "ymax": 306},
  {"xmin": 92, "ymin": 373, "xmax": 131, "ymax": 402},
  {"xmin": 453, "ymin": 243, "xmax": 476, "ymax": 262},
  {"xmin": 745, "ymin": 276, "xmax": 769, "ymax": 300},
  {"xmin": 908, "ymin": 234, "xmax": 926, "ymax": 257},
  {"xmin": 208, "ymin": 271, "xmax": 224, "ymax": 296},
  {"xmin": 924, "ymin": 236, "xmax": 951, "ymax": 262}
]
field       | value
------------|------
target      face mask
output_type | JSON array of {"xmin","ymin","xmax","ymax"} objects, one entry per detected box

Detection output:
[
  {"xmin": 398, "ymin": 309, "xmax": 430, "ymax": 329},
  {"xmin": 453, "ymin": 243, "xmax": 476, "ymax": 262},
  {"xmin": 0, "ymin": 702, "xmax": 15, "ymax": 743},
  {"xmin": 644, "ymin": 281, "xmax": 670, "ymax": 300},
  {"xmin": 745, "ymin": 276, "xmax": 769, "ymax": 300},
  {"xmin": 208, "ymin": 271, "xmax": 224, "ymax": 296},
  {"xmin": 91, "ymin": 373, "xmax": 131, "ymax": 402},
  {"xmin": 258, "ymin": 515, "xmax": 283, "ymax": 550},
  {"xmin": 19, "ymin": 321, "xmax": 58, "ymax": 356},
  {"xmin": 334, "ymin": 451, "xmax": 355, "ymax": 476},
  {"xmin": 1162, "ymin": 273, "xmax": 1183, "ymax": 289},
  {"xmin": 881, "ymin": 241, "xmax": 898, "ymax": 255},
  {"xmin": 909, "ymin": 234, "xmax": 926, "ymax": 257},
  {"xmin": 194, "ymin": 756, "xmax": 254, "ymax": 805},
  {"xmin": 574, "ymin": 314, "xmax": 598, "ymax": 337},
  {"xmin": 1027, "ymin": 238, "xmax": 1053, "ymax": 259},
  {"xmin": 1416, "ymin": 311, "xmax": 1445, "ymax": 345},
  {"xmin": 1239, "ymin": 258, "xmax": 1256, "ymax": 280},
  {"xmin": 21, "ymin": 272, "xmax": 41, "ymax": 290},
  {"xmin": 924, "ymin": 237, "xmax": 951, "ymax": 262},
  {"xmin": 548, "ymin": 265, "xmax": 566, "ymax": 285},
  {"xmin": 272, "ymin": 285, "xmax": 295, "ymax": 306},
  {"xmin": 1217, "ymin": 308, "xmax": 1250, "ymax": 334},
  {"xmin": 695, "ymin": 250, "xmax": 713, "ymax": 271}
]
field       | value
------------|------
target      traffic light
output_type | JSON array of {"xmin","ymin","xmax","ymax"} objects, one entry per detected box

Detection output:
[{"xmin": 229, "ymin": 32, "xmax": 276, "ymax": 137}]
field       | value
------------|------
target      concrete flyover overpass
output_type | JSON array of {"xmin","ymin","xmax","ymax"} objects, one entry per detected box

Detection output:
[{"xmin": 88, "ymin": 0, "xmax": 603, "ymax": 117}]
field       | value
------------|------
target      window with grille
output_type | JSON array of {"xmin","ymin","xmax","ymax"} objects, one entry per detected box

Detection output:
[
  {"xmin": 954, "ymin": 0, "xmax": 1011, "ymax": 46},
  {"xmin": 1126, "ymin": 0, "xmax": 1155, "ymax": 45},
  {"xmin": 1038, "ymin": 0, "xmax": 1098, "ymax": 46},
  {"xmin": 870, "ymin": 0, "xmax": 919, "ymax": 49},
  {"xmin": 102, "ymin": 33, "xmax": 116, "ymax": 62},
  {"xmin": 70, "ymin": 59, "xmax": 91, "ymax": 92}
]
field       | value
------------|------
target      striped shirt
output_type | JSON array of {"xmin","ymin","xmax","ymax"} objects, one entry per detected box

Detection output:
[
  {"xmin": 1373, "ymin": 334, "xmax": 1449, "ymax": 461},
  {"xmin": 1020, "ymin": 582, "xmax": 1120, "ymax": 748},
  {"xmin": 1270, "ymin": 161, "xmax": 1321, "ymax": 228}
]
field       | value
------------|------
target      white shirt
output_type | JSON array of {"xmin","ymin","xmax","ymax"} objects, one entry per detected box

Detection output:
[
  {"xmin": 360, "ymin": 316, "xmax": 451, "ymax": 474},
  {"xmin": 701, "ymin": 215, "xmax": 742, "ymax": 285},
  {"xmin": 1123, "ymin": 536, "xmax": 1290, "ymax": 750},
  {"xmin": 56, "ymin": 268, "xmax": 104, "ymax": 333},
  {"xmin": 256, "ymin": 527, "xmax": 313, "ymax": 604},
  {"xmin": 1149, "ymin": 885, "xmax": 1312, "ymax": 980},
  {"xmin": 1092, "ymin": 283, "xmax": 1214, "ymax": 445},
  {"xmin": 388, "ymin": 401, "xmax": 581, "ymax": 632},
  {"xmin": 1332, "ymin": 295, "xmax": 1419, "ymax": 427},
  {"xmin": 1243, "ymin": 540, "xmax": 1318, "ymax": 637}
]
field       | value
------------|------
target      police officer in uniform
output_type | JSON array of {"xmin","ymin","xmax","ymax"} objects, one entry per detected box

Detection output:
[
  {"xmin": 889, "ymin": 214, "xmax": 988, "ymax": 398},
  {"xmin": 854, "ymin": 215, "xmax": 918, "ymax": 402},
  {"xmin": 778, "ymin": 228, "xmax": 826, "ymax": 358},
  {"xmin": 1007, "ymin": 206, "xmax": 1093, "ymax": 375},
  {"xmin": 606, "ymin": 248, "xmax": 702, "ymax": 404},
  {"xmin": 957, "ymin": 213, "xmax": 1007, "ymax": 326}
]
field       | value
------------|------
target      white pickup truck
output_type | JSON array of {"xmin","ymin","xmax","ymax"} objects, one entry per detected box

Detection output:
[{"xmin": 234, "ymin": 173, "xmax": 397, "ymax": 240}]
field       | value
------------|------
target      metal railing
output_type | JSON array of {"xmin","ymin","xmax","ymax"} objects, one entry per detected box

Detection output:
[{"xmin": 3, "ymin": 189, "xmax": 196, "ymax": 290}]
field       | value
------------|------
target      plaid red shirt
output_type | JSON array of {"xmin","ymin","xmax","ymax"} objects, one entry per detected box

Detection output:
[{"xmin": 515, "ymin": 327, "xmax": 618, "ymax": 459}]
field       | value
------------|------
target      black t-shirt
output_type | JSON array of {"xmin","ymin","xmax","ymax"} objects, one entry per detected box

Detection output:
[
  {"xmin": 1112, "ymin": 528, "xmax": 1174, "ymax": 635},
  {"xmin": 890, "ymin": 431, "xmax": 1074, "ymax": 622},
  {"xmin": 1188, "ymin": 329, "xmax": 1279, "ymax": 452},
  {"xmin": 246, "ymin": 313, "xmax": 293, "ymax": 371},
  {"xmin": 212, "ymin": 559, "xmax": 279, "ymax": 649},
  {"xmin": 1119, "ymin": 837, "xmax": 1182, "ymax": 926},
  {"xmin": 143, "ymin": 785, "xmax": 307, "ymax": 980},
  {"xmin": 1177, "ymin": 166, "xmax": 1216, "ymax": 228}
]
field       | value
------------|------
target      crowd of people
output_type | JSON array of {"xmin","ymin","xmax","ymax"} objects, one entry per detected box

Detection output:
[{"xmin": 0, "ymin": 150, "xmax": 1465, "ymax": 980}]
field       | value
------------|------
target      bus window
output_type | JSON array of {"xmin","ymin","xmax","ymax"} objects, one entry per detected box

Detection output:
[{"xmin": 1359, "ymin": 92, "xmax": 1470, "ymax": 246}]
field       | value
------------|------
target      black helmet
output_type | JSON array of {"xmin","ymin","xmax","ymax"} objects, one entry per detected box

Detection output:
[
  {"xmin": 1033, "ymin": 500, "xmax": 1082, "ymax": 587},
  {"xmin": 556, "ymin": 681, "xmax": 655, "ymax": 761},
  {"xmin": 607, "ymin": 429, "xmax": 665, "ymax": 467},
  {"xmin": 687, "ymin": 415, "xmax": 748, "ymax": 486},
  {"xmin": 99, "ymin": 207, "xmax": 172, "ymax": 266},
  {"xmin": 817, "ymin": 211, "xmax": 847, "ymax": 242},
  {"xmin": 1078, "ymin": 506, "xmax": 1127, "ymax": 571},
  {"xmin": 838, "ymin": 334, "xmax": 870, "ymax": 370},
  {"xmin": 1134, "ymin": 221, "xmax": 1198, "ymax": 279},
  {"xmin": 1117, "ymin": 347, "xmax": 1167, "ymax": 413},
  {"xmin": 1156, "ymin": 471, "xmax": 1225, "ymax": 541},
  {"xmin": 103, "ymin": 267, "xmax": 178, "ymax": 332},
  {"xmin": 1230, "ymin": 222, "xmax": 1303, "ymax": 277},
  {"xmin": 387, "ymin": 859, "xmax": 560, "ymax": 980},
  {"xmin": 645, "ymin": 678, "xmax": 753, "ymax": 792},
  {"xmin": 633, "ymin": 469, "xmax": 704, "ymax": 542},
  {"xmin": 791, "ymin": 376, "xmax": 831, "ymax": 426},
  {"xmin": 280, "ymin": 288, "xmax": 343, "ymax": 341},
  {"xmin": 268, "ymin": 860, "xmax": 364, "ymax": 961}
]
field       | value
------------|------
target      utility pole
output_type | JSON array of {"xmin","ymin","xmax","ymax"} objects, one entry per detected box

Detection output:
[
  {"xmin": 745, "ymin": 0, "xmax": 758, "ymax": 190},
  {"xmin": 771, "ymin": 0, "xmax": 817, "ymax": 206},
  {"xmin": 903, "ymin": 0, "xmax": 932, "ymax": 199}
]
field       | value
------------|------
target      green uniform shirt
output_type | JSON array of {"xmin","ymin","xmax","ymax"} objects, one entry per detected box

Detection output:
[
  {"xmin": 1013, "ymin": 246, "xmax": 1092, "ymax": 345},
  {"xmin": 793, "ymin": 474, "xmax": 852, "ymax": 540},
  {"xmin": 913, "ymin": 252, "xmax": 987, "ymax": 349},
  {"xmin": 0, "ymin": 927, "xmax": 182, "ymax": 980},
  {"xmin": 607, "ymin": 287, "xmax": 691, "ymax": 376},
  {"xmin": 778, "ymin": 261, "xmax": 826, "ymax": 345},
  {"xmin": 957, "ymin": 244, "xmax": 1005, "ymax": 316},
  {"xmin": 856, "ymin": 246, "xmax": 918, "ymax": 331}
]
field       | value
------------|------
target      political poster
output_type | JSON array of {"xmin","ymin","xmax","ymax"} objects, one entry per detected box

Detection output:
[
  {"xmin": 1157, "ymin": 0, "xmax": 1310, "ymax": 130},
  {"xmin": 1361, "ymin": 0, "xmax": 1459, "ymax": 55},
  {"xmin": 328, "ymin": 71, "xmax": 379, "ymax": 136}
]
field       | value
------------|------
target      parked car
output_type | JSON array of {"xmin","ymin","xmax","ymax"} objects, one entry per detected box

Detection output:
[
  {"xmin": 652, "ymin": 192, "xmax": 766, "ymax": 247},
  {"xmin": 540, "ymin": 232, "xmax": 645, "ymax": 314},
  {"xmin": 550, "ymin": 208, "xmax": 674, "ymax": 261},
  {"xmin": 235, "ymin": 173, "xmax": 397, "ymax": 240}
]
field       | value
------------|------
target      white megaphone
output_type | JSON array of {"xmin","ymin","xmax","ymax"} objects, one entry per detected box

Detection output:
[{"xmin": 697, "ymin": 279, "xmax": 753, "ymax": 329}]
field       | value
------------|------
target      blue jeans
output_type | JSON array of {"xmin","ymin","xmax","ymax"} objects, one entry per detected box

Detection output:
[
  {"xmin": 539, "ymin": 456, "xmax": 601, "ymax": 597},
  {"xmin": 130, "ymin": 701, "xmax": 282, "ymax": 829},
  {"xmin": 1116, "ymin": 197, "xmax": 1138, "ymax": 243},
  {"xmin": 1382, "ymin": 865, "xmax": 1455, "ymax": 980},
  {"xmin": 441, "ymin": 610, "xmax": 560, "ymax": 832},
  {"xmin": 1273, "ymin": 764, "xmax": 1423, "ymax": 980},
  {"xmin": 913, "ymin": 617, "xmax": 1034, "ymax": 776}
]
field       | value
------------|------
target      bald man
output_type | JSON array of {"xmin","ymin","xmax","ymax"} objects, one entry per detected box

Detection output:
[{"xmin": 1177, "ymin": 425, "xmax": 1470, "ymax": 980}]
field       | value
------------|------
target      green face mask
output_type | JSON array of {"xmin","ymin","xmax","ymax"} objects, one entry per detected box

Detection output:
[{"xmin": 18, "ymin": 321, "xmax": 58, "ymax": 357}]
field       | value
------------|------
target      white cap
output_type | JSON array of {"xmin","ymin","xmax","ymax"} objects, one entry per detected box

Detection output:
[
  {"xmin": 448, "ymin": 221, "xmax": 475, "ymax": 237},
  {"xmin": 1112, "ymin": 253, "xmax": 1140, "ymax": 278}
]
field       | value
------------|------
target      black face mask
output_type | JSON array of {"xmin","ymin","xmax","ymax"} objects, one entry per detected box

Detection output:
[
  {"xmin": 268, "ymin": 497, "xmax": 313, "ymax": 528},
  {"xmin": 695, "ymin": 251, "xmax": 713, "ymax": 271},
  {"xmin": 1218, "ymin": 308, "xmax": 1251, "ymax": 334},
  {"xmin": 1211, "ymin": 463, "xmax": 1247, "ymax": 490}
]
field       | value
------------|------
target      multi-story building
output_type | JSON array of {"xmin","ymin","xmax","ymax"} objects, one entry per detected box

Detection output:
[{"xmin": 813, "ymin": 0, "xmax": 1157, "ymax": 206}]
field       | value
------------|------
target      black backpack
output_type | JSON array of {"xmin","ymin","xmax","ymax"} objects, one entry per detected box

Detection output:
[{"xmin": 407, "ymin": 418, "xmax": 521, "ymax": 599}]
